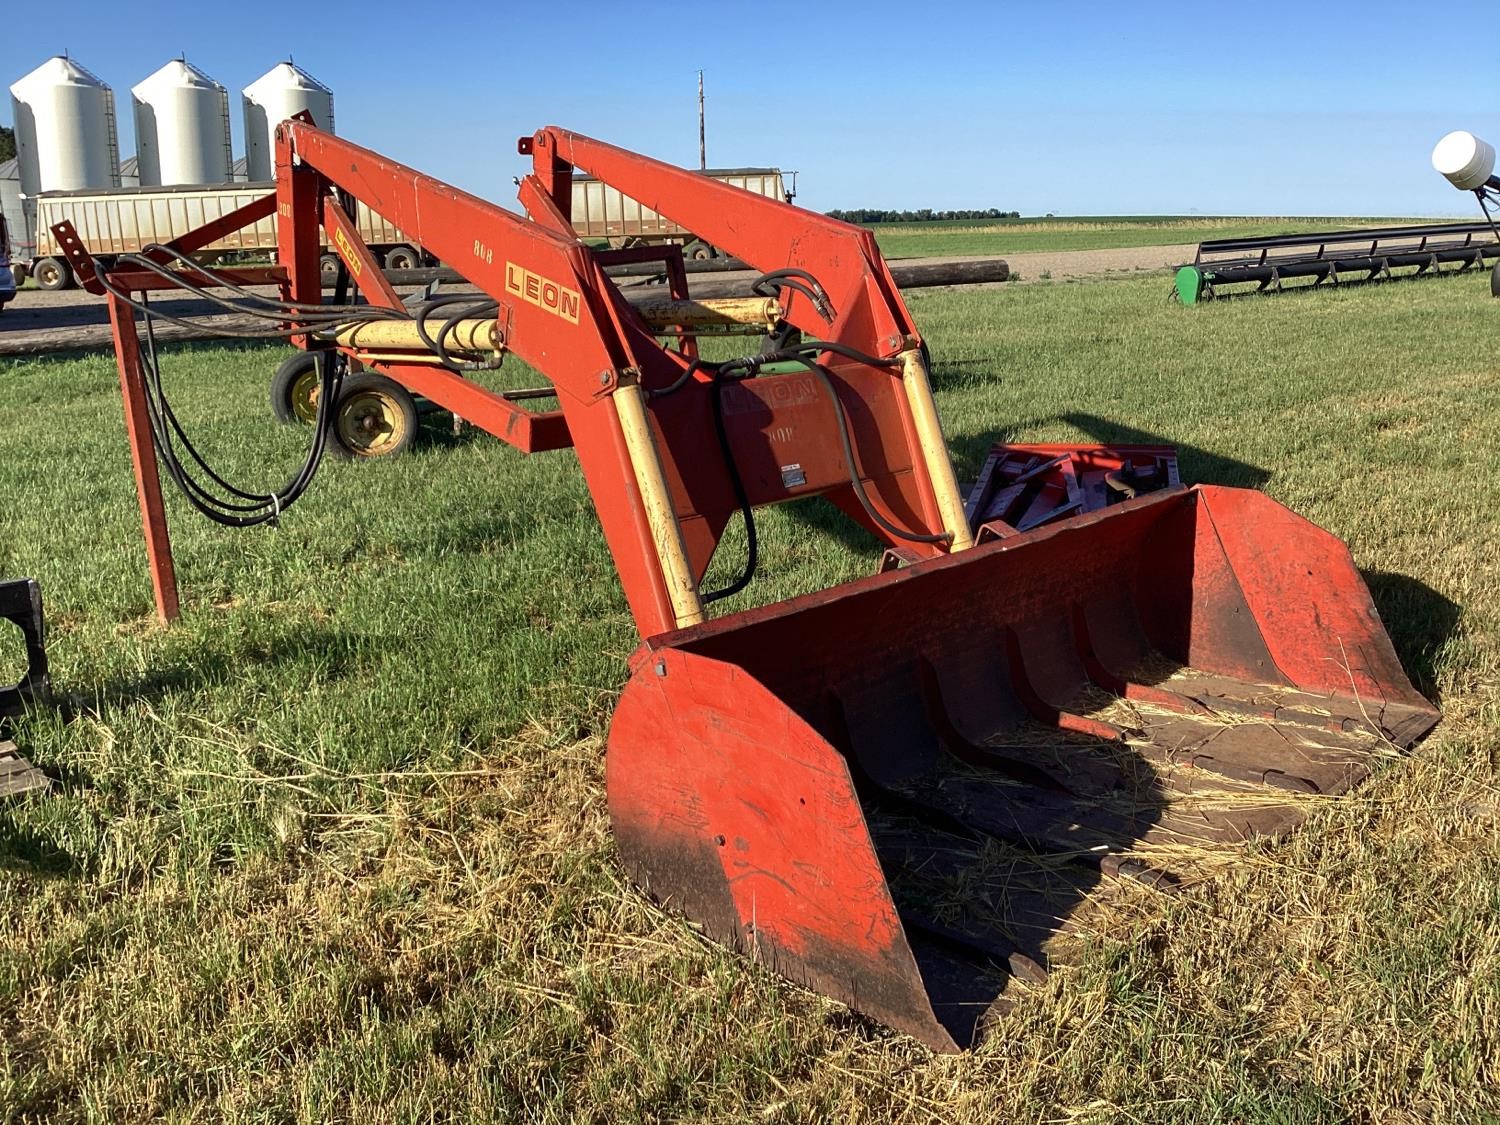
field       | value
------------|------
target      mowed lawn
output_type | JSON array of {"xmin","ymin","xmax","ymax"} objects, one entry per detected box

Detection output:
[
  {"xmin": 868, "ymin": 214, "xmax": 1439, "ymax": 258},
  {"xmin": 1, "ymin": 269, "xmax": 1498, "ymax": 1123}
]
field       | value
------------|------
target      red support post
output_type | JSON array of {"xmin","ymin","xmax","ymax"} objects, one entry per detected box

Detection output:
[{"xmin": 106, "ymin": 293, "xmax": 180, "ymax": 623}]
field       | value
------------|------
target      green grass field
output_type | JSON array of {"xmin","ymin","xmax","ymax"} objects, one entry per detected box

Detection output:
[
  {"xmin": 866, "ymin": 214, "xmax": 1443, "ymax": 258},
  {"xmin": 2, "ymin": 269, "xmax": 1499, "ymax": 1122}
]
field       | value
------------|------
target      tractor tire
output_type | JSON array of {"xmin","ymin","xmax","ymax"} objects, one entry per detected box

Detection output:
[
  {"xmin": 384, "ymin": 245, "xmax": 421, "ymax": 271},
  {"xmin": 33, "ymin": 257, "xmax": 72, "ymax": 291},
  {"xmin": 270, "ymin": 352, "xmax": 322, "ymax": 425},
  {"xmin": 331, "ymin": 372, "xmax": 419, "ymax": 459},
  {"xmin": 1491, "ymin": 261, "xmax": 1500, "ymax": 298}
]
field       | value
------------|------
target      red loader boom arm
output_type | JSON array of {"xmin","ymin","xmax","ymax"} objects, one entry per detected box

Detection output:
[{"xmin": 274, "ymin": 121, "xmax": 973, "ymax": 639}]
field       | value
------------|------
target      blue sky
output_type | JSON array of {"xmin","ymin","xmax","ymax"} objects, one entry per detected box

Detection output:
[{"xmin": 5, "ymin": 0, "xmax": 1497, "ymax": 216}]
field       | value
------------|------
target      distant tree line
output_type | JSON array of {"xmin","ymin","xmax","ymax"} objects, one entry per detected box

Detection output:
[
  {"xmin": 0, "ymin": 126, "xmax": 15, "ymax": 164},
  {"xmin": 823, "ymin": 207, "xmax": 1021, "ymax": 224}
]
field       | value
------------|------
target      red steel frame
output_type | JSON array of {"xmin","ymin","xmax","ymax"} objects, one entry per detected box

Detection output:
[{"xmin": 93, "ymin": 120, "xmax": 964, "ymax": 637}]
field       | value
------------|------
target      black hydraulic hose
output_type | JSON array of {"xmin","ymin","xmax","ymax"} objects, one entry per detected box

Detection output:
[
  {"xmin": 751, "ymin": 268, "xmax": 835, "ymax": 322},
  {"xmin": 92, "ymin": 225, "xmax": 507, "ymax": 528},
  {"xmin": 656, "ymin": 324, "xmax": 948, "ymax": 601},
  {"xmin": 697, "ymin": 338, "xmax": 948, "ymax": 601},
  {"xmin": 413, "ymin": 294, "xmax": 499, "ymax": 370},
  {"xmin": 121, "ymin": 254, "xmax": 371, "ymax": 323},
  {"xmin": 781, "ymin": 356, "xmax": 951, "ymax": 546},
  {"xmin": 138, "ymin": 319, "xmax": 267, "ymax": 512},
  {"xmin": 721, "ymin": 338, "xmax": 902, "ymax": 377},
  {"xmin": 95, "ymin": 263, "xmax": 395, "ymax": 340},
  {"xmin": 147, "ymin": 254, "xmax": 355, "ymax": 510},
  {"xmin": 436, "ymin": 301, "xmax": 500, "ymax": 370},
  {"xmin": 138, "ymin": 243, "xmax": 404, "ymax": 320},
  {"xmin": 96, "ymin": 271, "xmax": 323, "ymax": 339},
  {"xmin": 142, "ymin": 353, "xmax": 325, "ymax": 523},
  {"xmin": 646, "ymin": 356, "xmax": 713, "ymax": 400},
  {"xmin": 124, "ymin": 259, "xmax": 352, "ymax": 527},
  {"xmin": 700, "ymin": 371, "xmax": 758, "ymax": 604}
]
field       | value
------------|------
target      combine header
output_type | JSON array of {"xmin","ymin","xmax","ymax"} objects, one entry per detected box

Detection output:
[
  {"xmin": 1174, "ymin": 220, "xmax": 1500, "ymax": 303},
  {"xmin": 73, "ymin": 119, "xmax": 1439, "ymax": 1050}
]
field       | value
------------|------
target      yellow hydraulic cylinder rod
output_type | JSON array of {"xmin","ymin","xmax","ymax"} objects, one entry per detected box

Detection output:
[
  {"xmin": 630, "ymin": 296, "xmax": 781, "ymax": 331},
  {"xmin": 613, "ymin": 376, "xmax": 707, "ymax": 629},
  {"xmin": 899, "ymin": 346, "xmax": 975, "ymax": 552},
  {"xmin": 332, "ymin": 319, "xmax": 502, "ymax": 354},
  {"xmin": 330, "ymin": 299, "xmax": 775, "ymax": 357},
  {"xmin": 349, "ymin": 352, "xmax": 456, "ymax": 366}
]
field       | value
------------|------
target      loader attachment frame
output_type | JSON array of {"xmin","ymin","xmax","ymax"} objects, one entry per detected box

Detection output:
[
  {"xmin": 88, "ymin": 121, "xmax": 1439, "ymax": 1053},
  {"xmin": 92, "ymin": 119, "xmax": 972, "ymax": 637}
]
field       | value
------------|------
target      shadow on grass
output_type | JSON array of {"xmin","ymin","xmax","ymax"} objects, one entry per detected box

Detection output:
[
  {"xmin": 53, "ymin": 617, "xmax": 368, "ymax": 734},
  {"xmin": 0, "ymin": 812, "xmax": 79, "ymax": 877},
  {"xmin": 1362, "ymin": 571, "xmax": 1461, "ymax": 704},
  {"xmin": 1053, "ymin": 413, "xmax": 1271, "ymax": 490},
  {"xmin": 413, "ymin": 415, "xmax": 494, "ymax": 453}
]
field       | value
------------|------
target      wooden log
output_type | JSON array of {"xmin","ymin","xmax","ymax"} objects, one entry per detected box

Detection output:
[
  {"xmin": 891, "ymin": 258, "xmax": 1010, "ymax": 287},
  {"xmin": 674, "ymin": 259, "xmax": 1010, "ymax": 301},
  {"xmin": 343, "ymin": 256, "xmax": 1009, "ymax": 291}
]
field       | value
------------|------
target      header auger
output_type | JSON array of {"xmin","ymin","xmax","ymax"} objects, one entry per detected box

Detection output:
[{"xmin": 79, "ymin": 119, "xmax": 1438, "ymax": 1051}]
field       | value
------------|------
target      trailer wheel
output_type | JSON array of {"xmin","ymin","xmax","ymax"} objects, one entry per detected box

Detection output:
[
  {"xmin": 33, "ymin": 258, "xmax": 72, "ymax": 291},
  {"xmin": 683, "ymin": 240, "xmax": 716, "ymax": 261},
  {"xmin": 1491, "ymin": 261, "xmax": 1500, "ymax": 298},
  {"xmin": 332, "ymin": 373, "xmax": 418, "ymax": 459},
  {"xmin": 319, "ymin": 253, "xmax": 342, "ymax": 279},
  {"xmin": 270, "ymin": 352, "xmax": 322, "ymax": 425},
  {"xmin": 384, "ymin": 245, "xmax": 421, "ymax": 270}
]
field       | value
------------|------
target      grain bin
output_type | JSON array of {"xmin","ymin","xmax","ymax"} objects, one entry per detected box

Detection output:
[
  {"xmin": 9, "ymin": 55, "xmax": 121, "ymax": 194},
  {"xmin": 132, "ymin": 59, "xmax": 232, "ymax": 186},
  {"xmin": 242, "ymin": 62, "xmax": 334, "ymax": 181}
]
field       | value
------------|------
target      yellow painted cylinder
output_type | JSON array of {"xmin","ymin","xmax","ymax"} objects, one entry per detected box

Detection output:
[
  {"xmin": 632, "ymin": 296, "xmax": 780, "ymax": 331},
  {"xmin": 613, "ymin": 379, "xmax": 706, "ymax": 628},
  {"xmin": 899, "ymin": 347, "xmax": 974, "ymax": 552},
  {"xmin": 332, "ymin": 318, "xmax": 501, "ymax": 354},
  {"xmin": 347, "ymin": 352, "xmax": 450, "ymax": 366}
]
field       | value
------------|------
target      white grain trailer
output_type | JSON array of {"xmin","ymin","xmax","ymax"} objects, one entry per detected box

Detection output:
[
  {"xmin": 570, "ymin": 167, "xmax": 793, "ymax": 258},
  {"xmin": 22, "ymin": 181, "xmax": 427, "ymax": 290}
]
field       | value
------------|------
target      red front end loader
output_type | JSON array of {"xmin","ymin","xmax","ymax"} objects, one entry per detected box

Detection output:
[{"xmin": 70, "ymin": 120, "xmax": 1438, "ymax": 1051}]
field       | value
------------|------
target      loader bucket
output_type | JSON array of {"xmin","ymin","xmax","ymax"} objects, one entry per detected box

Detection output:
[{"xmin": 607, "ymin": 485, "xmax": 1439, "ymax": 1051}]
